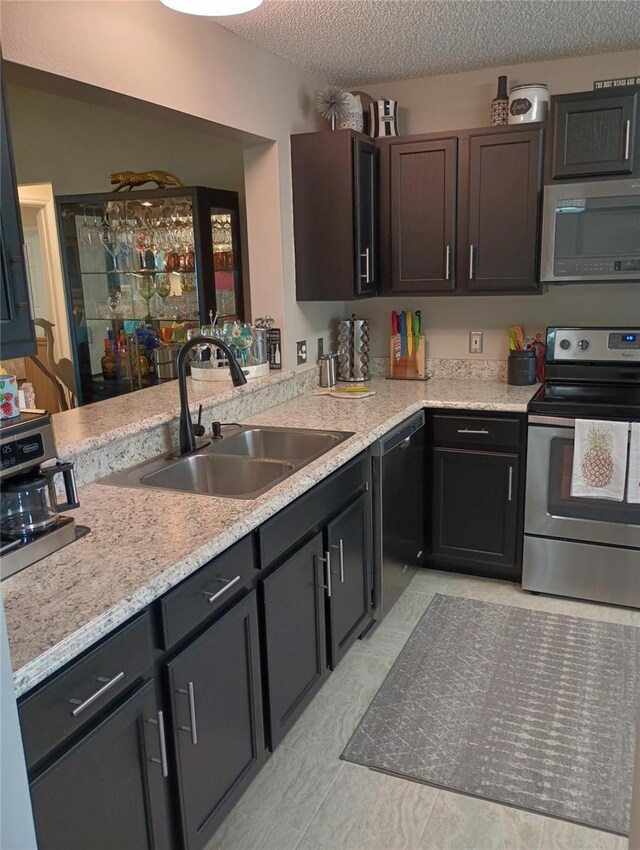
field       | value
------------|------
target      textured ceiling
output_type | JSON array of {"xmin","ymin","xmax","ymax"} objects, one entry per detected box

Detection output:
[{"xmin": 216, "ymin": 0, "xmax": 640, "ymax": 85}]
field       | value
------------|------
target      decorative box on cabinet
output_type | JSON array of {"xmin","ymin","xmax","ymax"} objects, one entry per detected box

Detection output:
[
  {"xmin": 292, "ymin": 130, "xmax": 377, "ymax": 300},
  {"xmin": 549, "ymin": 86, "xmax": 639, "ymax": 180},
  {"xmin": 379, "ymin": 123, "xmax": 543, "ymax": 296}
]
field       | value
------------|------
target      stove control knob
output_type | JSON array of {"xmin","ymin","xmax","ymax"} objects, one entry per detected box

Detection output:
[
  {"xmin": 577, "ymin": 339, "xmax": 590, "ymax": 351},
  {"xmin": 559, "ymin": 339, "xmax": 571, "ymax": 350}
]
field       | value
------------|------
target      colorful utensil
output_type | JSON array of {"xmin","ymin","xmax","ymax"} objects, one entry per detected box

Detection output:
[
  {"xmin": 406, "ymin": 311, "xmax": 413, "ymax": 357},
  {"xmin": 413, "ymin": 311, "xmax": 420, "ymax": 348},
  {"xmin": 399, "ymin": 311, "xmax": 407, "ymax": 357},
  {"xmin": 391, "ymin": 311, "xmax": 401, "ymax": 359}
]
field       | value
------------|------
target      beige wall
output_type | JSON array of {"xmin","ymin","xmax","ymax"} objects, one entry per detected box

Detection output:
[
  {"xmin": 352, "ymin": 49, "xmax": 640, "ymax": 360},
  {"xmin": 1, "ymin": 0, "xmax": 336, "ymax": 368}
]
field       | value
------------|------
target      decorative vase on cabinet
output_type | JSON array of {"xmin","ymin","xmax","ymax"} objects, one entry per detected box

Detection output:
[
  {"xmin": 491, "ymin": 76, "xmax": 509, "ymax": 126},
  {"xmin": 56, "ymin": 186, "xmax": 245, "ymax": 405}
]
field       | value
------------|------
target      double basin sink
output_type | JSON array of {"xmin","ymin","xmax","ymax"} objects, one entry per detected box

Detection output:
[{"xmin": 101, "ymin": 425, "xmax": 354, "ymax": 499}]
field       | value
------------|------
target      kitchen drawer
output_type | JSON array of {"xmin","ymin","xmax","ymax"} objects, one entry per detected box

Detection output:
[
  {"xmin": 158, "ymin": 534, "xmax": 256, "ymax": 650},
  {"xmin": 260, "ymin": 453, "xmax": 369, "ymax": 569},
  {"xmin": 19, "ymin": 611, "xmax": 153, "ymax": 771},
  {"xmin": 431, "ymin": 414, "xmax": 521, "ymax": 451}
]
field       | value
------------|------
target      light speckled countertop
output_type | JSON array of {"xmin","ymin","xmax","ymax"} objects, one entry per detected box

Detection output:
[{"xmin": 4, "ymin": 377, "xmax": 536, "ymax": 696}]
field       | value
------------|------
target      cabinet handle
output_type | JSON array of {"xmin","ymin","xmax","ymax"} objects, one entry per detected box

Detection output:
[
  {"xmin": 457, "ymin": 428, "xmax": 489, "ymax": 435},
  {"xmin": 318, "ymin": 551, "xmax": 332, "ymax": 597},
  {"xmin": 624, "ymin": 120, "xmax": 631, "ymax": 160},
  {"xmin": 445, "ymin": 244, "xmax": 451, "ymax": 280},
  {"xmin": 468, "ymin": 245, "xmax": 475, "ymax": 280},
  {"xmin": 508, "ymin": 466, "xmax": 513, "ymax": 502},
  {"xmin": 68, "ymin": 671, "xmax": 125, "ymax": 717},
  {"xmin": 148, "ymin": 710, "xmax": 169, "ymax": 778},
  {"xmin": 332, "ymin": 539, "xmax": 345, "ymax": 583},
  {"xmin": 201, "ymin": 574, "xmax": 241, "ymax": 604},
  {"xmin": 177, "ymin": 682, "xmax": 198, "ymax": 745},
  {"xmin": 360, "ymin": 248, "xmax": 370, "ymax": 283}
]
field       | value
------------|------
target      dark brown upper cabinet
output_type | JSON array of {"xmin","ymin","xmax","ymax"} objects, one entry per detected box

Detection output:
[
  {"xmin": 292, "ymin": 130, "xmax": 377, "ymax": 301},
  {"xmin": 380, "ymin": 123, "xmax": 543, "ymax": 296},
  {"xmin": 550, "ymin": 88, "xmax": 639, "ymax": 180},
  {"xmin": 461, "ymin": 127, "xmax": 543, "ymax": 294},
  {"xmin": 388, "ymin": 138, "xmax": 457, "ymax": 293}
]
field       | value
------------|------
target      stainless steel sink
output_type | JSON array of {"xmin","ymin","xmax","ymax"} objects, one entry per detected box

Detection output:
[
  {"xmin": 208, "ymin": 426, "xmax": 347, "ymax": 463},
  {"xmin": 98, "ymin": 425, "xmax": 353, "ymax": 499}
]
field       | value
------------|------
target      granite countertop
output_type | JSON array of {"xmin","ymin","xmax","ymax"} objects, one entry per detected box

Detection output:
[{"xmin": 4, "ymin": 377, "xmax": 537, "ymax": 696}]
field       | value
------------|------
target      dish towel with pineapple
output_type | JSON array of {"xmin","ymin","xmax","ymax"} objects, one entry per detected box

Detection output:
[
  {"xmin": 571, "ymin": 419, "xmax": 629, "ymax": 501},
  {"xmin": 627, "ymin": 423, "xmax": 640, "ymax": 504}
]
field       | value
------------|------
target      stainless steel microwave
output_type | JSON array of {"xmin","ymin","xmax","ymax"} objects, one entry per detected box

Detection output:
[{"xmin": 540, "ymin": 178, "xmax": 640, "ymax": 283}]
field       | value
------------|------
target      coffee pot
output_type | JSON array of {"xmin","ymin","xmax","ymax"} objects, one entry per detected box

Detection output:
[{"xmin": 1, "ymin": 462, "xmax": 79, "ymax": 540}]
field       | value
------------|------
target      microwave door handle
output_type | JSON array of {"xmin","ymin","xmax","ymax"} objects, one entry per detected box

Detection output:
[{"xmin": 624, "ymin": 120, "xmax": 631, "ymax": 161}]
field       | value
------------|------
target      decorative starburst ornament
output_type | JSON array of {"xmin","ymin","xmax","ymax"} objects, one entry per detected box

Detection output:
[{"xmin": 316, "ymin": 86, "xmax": 350, "ymax": 130}]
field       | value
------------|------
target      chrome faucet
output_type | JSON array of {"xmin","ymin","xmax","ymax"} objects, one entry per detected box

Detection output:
[{"xmin": 177, "ymin": 334, "xmax": 247, "ymax": 456}]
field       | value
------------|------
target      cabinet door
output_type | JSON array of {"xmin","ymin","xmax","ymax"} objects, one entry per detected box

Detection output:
[
  {"xmin": 431, "ymin": 449, "xmax": 519, "ymax": 571},
  {"xmin": 167, "ymin": 591, "xmax": 264, "ymax": 850},
  {"xmin": 0, "ymin": 79, "xmax": 36, "ymax": 359},
  {"xmin": 262, "ymin": 533, "xmax": 328, "ymax": 749},
  {"xmin": 326, "ymin": 493, "xmax": 371, "ymax": 668},
  {"xmin": 552, "ymin": 93, "xmax": 637, "ymax": 178},
  {"xmin": 354, "ymin": 137, "xmax": 377, "ymax": 296},
  {"xmin": 464, "ymin": 129, "xmax": 542, "ymax": 293},
  {"xmin": 30, "ymin": 680, "xmax": 172, "ymax": 850},
  {"xmin": 389, "ymin": 138, "xmax": 457, "ymax": 293}
]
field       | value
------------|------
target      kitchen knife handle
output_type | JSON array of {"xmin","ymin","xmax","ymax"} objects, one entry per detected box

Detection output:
[
  {"xmin": 445, "ymin": 245, "xmax": 451, "ymax": 280},
  {"xmin": 624, "ymin": 120, "xmax": 631, "ymax": 160}
]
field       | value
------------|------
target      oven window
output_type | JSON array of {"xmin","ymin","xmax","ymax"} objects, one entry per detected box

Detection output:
[
  {"xmin": 554, "ymin": 196, "xmax": 640, "ymax": 259},
  {"xmin": 548, "ymin": 437, "xmax": 639, "ymax": 524}
]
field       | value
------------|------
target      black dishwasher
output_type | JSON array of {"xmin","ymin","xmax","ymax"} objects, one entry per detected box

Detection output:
[{"xmin": 370, "ymin": 411, "xmax": 425, "ymax": 620}]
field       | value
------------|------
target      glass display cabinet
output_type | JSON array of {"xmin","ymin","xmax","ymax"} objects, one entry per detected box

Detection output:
[{"xmin": 56, "ymin": 186, "xmax": 244, "ymax": 405}]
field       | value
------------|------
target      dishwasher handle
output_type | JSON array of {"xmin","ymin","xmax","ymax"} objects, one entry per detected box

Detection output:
[{"xmin": 370, "ymin": 411, "xmax": 425, "ymax": 456}]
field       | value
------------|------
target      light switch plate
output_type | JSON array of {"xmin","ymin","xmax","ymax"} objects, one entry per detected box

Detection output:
[
  {"xmin": 297, "ymin": 340, "xmax": 307, "ymax": 365},
  {"xmin": 469, "ymin": 331, "xmax": 483, "ymax": 354}
]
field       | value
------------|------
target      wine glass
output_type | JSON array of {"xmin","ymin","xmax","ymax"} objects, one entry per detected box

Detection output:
[
  {"xmin": 137, "ymin": 274, "xmax": 156, "ymax": 320},
  {"xmin": 155, "ymin": 273, "xmax": 172, "ymax": 317},
  {"xmin": 99, "ymin": 224, "xmax": 120, "ymax": 272}
]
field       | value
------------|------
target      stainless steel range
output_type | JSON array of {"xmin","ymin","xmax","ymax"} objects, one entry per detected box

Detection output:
[{"xmin": 523, "ymin": 327, "xmax": 640, "ymax": 607}]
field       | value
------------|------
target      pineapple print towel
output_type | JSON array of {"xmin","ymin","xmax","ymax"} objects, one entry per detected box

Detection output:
[
  {"xmin": 571, "ymin": 419, "xmax": 629, "ymax": 501},
  {"xmin": 627, "ymin": 423, "xmax": 640, "ymax": 504}
]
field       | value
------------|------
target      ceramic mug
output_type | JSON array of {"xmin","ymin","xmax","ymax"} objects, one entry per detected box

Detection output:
[{"xmin": 0, "ymin": 375, "xmax": 20, "ymax": 418}]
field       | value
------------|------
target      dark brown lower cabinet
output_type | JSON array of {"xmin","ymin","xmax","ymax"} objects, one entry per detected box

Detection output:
[
  {"xmin": 167, "ymin": 591, "xmax": 264, "ymax": 850},
  {"xmin": 431, "ymin": 448, "xmax": 519, "ymax": 574},
  {"xmin": 326, "ymin": 493, "xmax": 371, "ymax": 668},
  {"xmin": 30, "ymin": 680, "xmax": 172, "ymax": 850},
  {"xmin": 262, "ymin": 533, "xmax": 328, "ymax": 749}
]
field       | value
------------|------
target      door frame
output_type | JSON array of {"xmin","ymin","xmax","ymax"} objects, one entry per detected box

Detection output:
[{"xmin": 17, "ymin": 183, "xmax": 75, "ymax": 393}]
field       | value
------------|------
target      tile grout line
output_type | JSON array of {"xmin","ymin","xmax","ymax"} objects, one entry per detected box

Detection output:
[{"xmin": 292, "ymin": 758, "xmax": 347, "ymax": 849}]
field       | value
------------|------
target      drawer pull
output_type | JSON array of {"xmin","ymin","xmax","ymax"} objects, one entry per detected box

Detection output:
[
  {"xmin": 177, "ymin": 681, "xmax": 198, "ymax": 745},
  {"xmin": 445, "ymin": 244, "xmax": 451, "ymax": 280},
  {"xmin": 468, "ymin": 244, "xmax": 475, "ymax": 280},
  {"xmin": 201, "ymin": 574, "xmax": 241, "ymax": 604},
  {"xmin": 318, "ymin": 551, "xmax": 332, "ymax": 597},
  {"xmin": 457, "ymin": 428, "xmax": 489, "ymax": 435},
  {"xmin": 147, "ymin": 710, "xmax": 169, "ymax": 778},
  {"xmin": 68, "ymin": 671, "xmax": 125, "ymax": 717},
  {"xmin": 508, "ymin": 466, "xmax": 514, "ymax": 502},
  {"xmin": 360, "ymin": 248, "xmax": 370, "ymax": 283}
]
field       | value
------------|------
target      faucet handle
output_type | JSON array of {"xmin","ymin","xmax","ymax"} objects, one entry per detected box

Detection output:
[
  {"xmin": 193, "ymin": 404, "xmax": 205, "ymax": 437},
  {"xmin": 211, "ymin": 421, "xmax": 222, "ymax": 440}
]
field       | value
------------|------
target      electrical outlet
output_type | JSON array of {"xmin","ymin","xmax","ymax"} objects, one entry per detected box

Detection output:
[
  {"xmin": 469, "ymin": 331, "xmax": 483, "ymax": 354},
  {"xmin": 296, "ymin": 340, "xmax": 307, "ymax": 365}
]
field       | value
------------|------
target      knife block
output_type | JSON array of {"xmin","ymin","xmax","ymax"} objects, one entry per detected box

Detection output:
[{"xmin": 389, "ymin": 335, "xmax": 427, "ymax": 380}]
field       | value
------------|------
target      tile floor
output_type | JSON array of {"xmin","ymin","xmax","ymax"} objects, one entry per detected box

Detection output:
[{"xmin": 209, "ymin": 570, "xmax": 639, "ymax": 850}]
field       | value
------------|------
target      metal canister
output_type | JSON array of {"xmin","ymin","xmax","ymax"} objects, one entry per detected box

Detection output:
[
  {"xmin": 337, "ymin": 315, "xmax": 370, "ymax": 383},
  {"xmin": 248, "ymin": 328, "xmax": 267, "ymax": 367},
  {"xmin": 319, "ymin": 352, "xmax": 338, "ymax": 388}
]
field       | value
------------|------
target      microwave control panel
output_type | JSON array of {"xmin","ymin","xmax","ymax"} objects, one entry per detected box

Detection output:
[
  {"xmin": 550, "ymin": 328, "xmax": 640, "ymax": 362},
  {"xmin": 554, "ymin": 258, "xmax": 640, "ymax": 276}
]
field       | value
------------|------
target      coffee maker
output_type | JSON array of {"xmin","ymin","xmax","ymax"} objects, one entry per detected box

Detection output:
[{"xmin": 0, "ymin": 412, "xmax": 84, "ymax": 580}]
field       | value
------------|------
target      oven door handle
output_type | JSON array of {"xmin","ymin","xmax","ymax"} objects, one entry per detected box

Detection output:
[{"xmin": 529, "ymin": 415, "xmax": 634, "ymax": 431}]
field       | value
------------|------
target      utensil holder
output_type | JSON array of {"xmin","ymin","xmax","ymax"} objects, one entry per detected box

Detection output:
[{"xmin": 389, "ymin": 335, "xmax": 427, "ymax": 380}]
